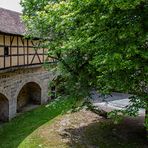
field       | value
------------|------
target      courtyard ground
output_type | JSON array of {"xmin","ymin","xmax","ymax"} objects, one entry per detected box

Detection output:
[
  {"xmin": 20, "ymin": 109, "xmax": 147, "ymax": 148},
  {"xmin": 0, "ymin": 97, "xmax": 147, "ymax": 148},
  {"xmin": 92, "ymin": 92, "xmax": 145, "ymax": 115}
]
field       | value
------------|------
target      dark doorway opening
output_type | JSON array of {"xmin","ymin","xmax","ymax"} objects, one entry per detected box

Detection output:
[{"xmin": 17, "ymin": 82, "xmax": 41, "ymax": 113}]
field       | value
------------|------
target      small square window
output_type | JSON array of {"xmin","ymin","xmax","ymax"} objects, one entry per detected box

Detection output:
[{"xmin": 4, "ymin": 46, "xmax": 9, "ymax": 56}]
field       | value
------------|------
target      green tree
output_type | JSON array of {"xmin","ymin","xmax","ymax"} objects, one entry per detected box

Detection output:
[{"xmin": 21, "ymin": 0, "xmax": 148, "ymax": 136}]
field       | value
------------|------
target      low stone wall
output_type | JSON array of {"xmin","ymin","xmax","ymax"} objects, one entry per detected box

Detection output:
[{"xmin": 0, "ymin": 66, "xmax": 53, "ymax": 121}]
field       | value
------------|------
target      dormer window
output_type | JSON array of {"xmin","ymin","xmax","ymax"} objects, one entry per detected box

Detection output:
[{"xmin": 4, "ymin": 46, "xmax": 9, "ymax": 56}]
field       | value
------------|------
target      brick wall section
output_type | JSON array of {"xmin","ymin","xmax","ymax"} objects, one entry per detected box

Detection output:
[{"xmin": 0, "ymin": 66, "xmax": 53, "ymax": 121}]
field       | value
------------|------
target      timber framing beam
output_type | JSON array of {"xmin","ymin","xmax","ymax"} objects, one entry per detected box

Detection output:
[{"xmin": 0, "ymin": 34, "xmax": 53, "ymax": 70}]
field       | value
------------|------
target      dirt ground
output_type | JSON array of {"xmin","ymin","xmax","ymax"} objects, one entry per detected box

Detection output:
[{"xmin": 33, "ymin": 109, "xmax": 147, "ymax": 148}]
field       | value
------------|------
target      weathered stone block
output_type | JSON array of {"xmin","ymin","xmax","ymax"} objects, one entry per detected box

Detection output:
[{"xmin": 0, "ymin": 67, "xmax": 52, "ymax": 121}]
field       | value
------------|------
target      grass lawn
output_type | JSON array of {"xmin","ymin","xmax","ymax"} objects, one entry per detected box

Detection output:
[
  {"xmin": 0, "ymin": 97, "xmax": 147, "ymax": 148},
  {"xmin": 0, "ymin": 97, "xmax": 76, "ymax": 148}
]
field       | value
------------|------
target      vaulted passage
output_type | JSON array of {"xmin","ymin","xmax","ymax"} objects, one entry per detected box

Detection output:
[
  {"xmin": 17, "ymin": 82, "xmax": 41, "ymax": 112},
  {"xmin": 0, "ymin": 93, "xmax": 9, "ymax": 122}
]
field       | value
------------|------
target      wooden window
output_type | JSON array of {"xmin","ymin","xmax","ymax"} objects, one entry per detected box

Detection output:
[{"xmin": 4, "ymin": 46, "xmax": 9, "ymax": 56}]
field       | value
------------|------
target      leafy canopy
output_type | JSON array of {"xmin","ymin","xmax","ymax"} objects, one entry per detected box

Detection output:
[
  {"xmin": 21, "ymin": 0, "xmax": 148, "ymax": 110},
  {"xmin": 22, "ymin": 0, "xmax": 148, "ymax": 95}
]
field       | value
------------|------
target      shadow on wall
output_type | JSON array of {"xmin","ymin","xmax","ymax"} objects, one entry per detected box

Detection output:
[{"xmin": 0, "ymin": 93, "xmax": 9, "ymax": 122}]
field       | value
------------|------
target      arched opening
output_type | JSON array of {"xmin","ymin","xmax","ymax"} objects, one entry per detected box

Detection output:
[
  {"xmin": 17, "ymin": 82, "xmax": 41, "ymax": 112},
  {"xmin": 0, "ymin": 93, "xmax": 9, "ymax": 122}
]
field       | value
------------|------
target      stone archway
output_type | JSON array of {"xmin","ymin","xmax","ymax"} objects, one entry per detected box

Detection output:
[
  {"xmin": 17, "ymin": 82, "xmax": 41, "ymax": 112},
  {"xmin": 0, "ymin": 93, "xmax": 9, "ymax": 122}
]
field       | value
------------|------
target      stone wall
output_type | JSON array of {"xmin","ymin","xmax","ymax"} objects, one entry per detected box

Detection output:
[{"xmin": 0, "ymin": 66, "xmax": 54, "ymax": 121}]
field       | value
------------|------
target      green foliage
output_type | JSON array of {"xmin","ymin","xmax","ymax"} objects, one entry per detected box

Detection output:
[
  {"xmin": 21, "ymin": 0, "xmax": 148, "ymax": 129},
  {"xmin": 108, "ymin": 95, "xmax": 146, "ymax": 124}
]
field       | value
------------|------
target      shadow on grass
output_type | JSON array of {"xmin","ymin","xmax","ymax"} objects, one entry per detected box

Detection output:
[
  {"xmin": 0, "ymin": 97, "xmax": 75, "ymax": 148},
  {"xmin": 60, "ymin": 117, "xmax": 148, "ymax": 148}
]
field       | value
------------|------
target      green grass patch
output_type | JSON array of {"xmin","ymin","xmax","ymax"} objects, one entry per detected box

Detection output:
[{"xmin": 0, "ymin": 97, "xmax": 76, "ymax": 148}]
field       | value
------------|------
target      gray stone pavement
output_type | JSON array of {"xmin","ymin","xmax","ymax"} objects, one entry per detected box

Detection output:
[{"xmin": 91, "ymin": 92, "xmax": 145, "ymax": 116}]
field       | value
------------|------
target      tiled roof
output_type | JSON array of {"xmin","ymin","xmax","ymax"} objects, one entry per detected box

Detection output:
[{"xmin": 0, "ymin": 8, "xmax": 25, "ymax": 35}]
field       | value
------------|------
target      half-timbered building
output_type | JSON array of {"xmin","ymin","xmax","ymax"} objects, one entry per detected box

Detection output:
[
  {"xmin": 0, "ymin": 8, "xmax": 53, "ymax": 121},
  {"xmin": 0, "ymin": 8, "xmax": 49, "ymax": 70}
]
